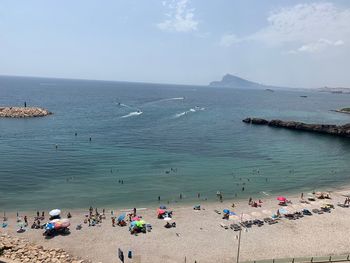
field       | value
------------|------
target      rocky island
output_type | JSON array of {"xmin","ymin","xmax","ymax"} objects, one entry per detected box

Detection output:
[
  {"xmin": 242, "ymin": 117, "xmax": 350, "ymax": 138},
  {"xmin": 334, "ymin": 108, "xmax": 350, "ymax": 114},
  {"xmin": 0, "ymin": 107, "xmax": 52, "ymax": 118}
]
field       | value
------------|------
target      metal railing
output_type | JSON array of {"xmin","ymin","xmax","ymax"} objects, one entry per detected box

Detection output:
[{"xmin": 242, "ymin": 255, "xmax": 350, "ymax": 263}]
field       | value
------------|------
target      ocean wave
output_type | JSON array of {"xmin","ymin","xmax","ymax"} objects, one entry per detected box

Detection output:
[
  {"xmin": 174, "ymin": 106, "xmax": 205, "ymax": 118},
  {"xmin": 121, "ymin": 111, "xmax": 143, "ymax": 118}
]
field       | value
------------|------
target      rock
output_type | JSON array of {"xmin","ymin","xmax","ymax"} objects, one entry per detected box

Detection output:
[
  {"xmin": 0, "ymin": 106, "xmax": 52, "ymax": 118},
  {"xmin": 242, "ymin": 117, "xmax": 350, "ymax": 138}
]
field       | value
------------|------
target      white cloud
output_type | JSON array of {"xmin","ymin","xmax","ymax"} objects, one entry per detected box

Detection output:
[
  {"xmin": 289, "ymin": 38, "xmax": 345, "ymax": 53},
  {"xmin": 157, "ymin": 0, "xmax": 198, "ymax": 32},
  {"xmin": 220, "ymin": 34, "xmax": 241, "ymax": 47},
  {"xmin": 222, "ymin": 2, "xmax": 350, "ymax": 52}
]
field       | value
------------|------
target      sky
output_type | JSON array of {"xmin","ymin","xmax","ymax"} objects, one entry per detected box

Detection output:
[{"xmin": 1, "ymin": 0, "xmax": 350, "ymax": 88}]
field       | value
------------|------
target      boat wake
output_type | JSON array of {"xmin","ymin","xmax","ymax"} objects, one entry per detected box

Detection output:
[
  {"xmin": 121, "ymin": 111, "xmax": 143, "ymax": 118},
  {"xmin": 144, "ymin": 97, "xmax": 185, "ymax": 105},
  {"xmin": 174, "ymin": 106, "xmax": 205, "ymax": 118}
]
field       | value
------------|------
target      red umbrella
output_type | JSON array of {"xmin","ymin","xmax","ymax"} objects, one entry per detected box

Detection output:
[
  {"xmin": 277, "ymin": 196, "xmax": 287, "ymax": 202},
  {"xmin": 157, "ymin": 209, "xmax": 165, "ymax": 215}
]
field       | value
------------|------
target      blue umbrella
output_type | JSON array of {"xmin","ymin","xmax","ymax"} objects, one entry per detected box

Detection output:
[
  {"xmin": 159, "ymin": 205, "xmax": 167, "ymax": 209},
  {"xmin": 45, "ymin": 223, "xmax": 55, "ymax": 230},
  {"xmin": 223, "ymin": 209, "xmax": 230, "ymax": 214},
  {"xmin": 117, "ymin": 213, "xmax": 126, "ymax": 222}
]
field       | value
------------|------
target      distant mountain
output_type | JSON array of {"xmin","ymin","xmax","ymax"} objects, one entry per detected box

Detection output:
[
  {"xmin": 318, "ymin": 86, "xmax": 350, "ymax": 94},
  {"xmin": 209, "ymin": 74, "xmax": 277, "ymax": 89}
]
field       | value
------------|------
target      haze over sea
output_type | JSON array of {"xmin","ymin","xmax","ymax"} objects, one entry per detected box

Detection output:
[{"xmin": 0, "ymin": 76, "xmax": 350, "ymax": 211}]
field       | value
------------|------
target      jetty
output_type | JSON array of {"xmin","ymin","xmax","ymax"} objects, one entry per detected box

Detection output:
[
  {"xmin": 0, "ymin": 107, "xmax": 52, "ymax": 118},
  {"xmin": 242, "ymin": 117, "xmax": 350, "ymax": 138}
]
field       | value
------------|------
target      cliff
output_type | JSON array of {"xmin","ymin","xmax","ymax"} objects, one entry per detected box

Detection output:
[
  {"xmin": 242, "ymin": 117, "xmax": 350, "ymax": 138},
  {"xmin": 0, "ymin": 107, "xmax": 52, "ymax": 118}
]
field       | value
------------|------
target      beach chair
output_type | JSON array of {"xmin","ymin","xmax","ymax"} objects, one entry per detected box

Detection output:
[
  {"xmin": 230, "ymin": 224, "xmax": 242, "ymax": 231},
  {"xmin": 312, "ymin": 208, "xmax": 323, "ymax": 214},
  {"xmin": 337, "ymin": 203, "xmax": 349, "ymax": 208},
  {"xmin": 220, "ymin": 223, "xmax": 229, "ymax": 229},
  {"xmin": 302, "ymin": 209, "xmax": 312, "ymax": 216}
]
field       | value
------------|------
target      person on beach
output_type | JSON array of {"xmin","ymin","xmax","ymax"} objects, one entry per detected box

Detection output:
[
  {"xmin": 232, "ymin": 202, "xmax": 235, "ymax": 208},
  {"xmin": 301, "ymin": 193, "xmax": 304, "ymax": 199},
  {"xmin": 36, "ymin": 211, "xmax": 39, "ymax": 218},
  {"xmin": 197, "ymin": 193, "xmax": 200, "ymax": 198},
  {"xmin": 112, "ymin": 217, "xmax": 115, "ymax": 227},
  {"xmin": 219, "ymin": 194, "xmax": 223, "ymax": 202},
  {"xmin": 41, "ymin": 211, "xmax": 45, "ymax": 219},
  {"xmin": 248, "ymin": 197, "xmax": 252, "ymax": 205},
  {"xmin": 133, "ymin": 208, "xmax": 136, "ymax": 216},
  {"xmin": 67, "ymin": 212, "xmax": 72, "ymax": 218},
  {"xmin": 89, "ymin": 206, "xmax": 93, "ymax": 216},
  {"xmin": 24, "ymin": 216, "xmax": 28, "ymax": 227},
  {"xmin": 158, "ymin": 196, "xmax": 160, "ymax": 201}
]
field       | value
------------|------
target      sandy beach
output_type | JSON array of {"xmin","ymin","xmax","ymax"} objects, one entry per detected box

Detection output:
[{"xmin": 1, "ymin": 187, "xmax": 350, "ymax": 263}]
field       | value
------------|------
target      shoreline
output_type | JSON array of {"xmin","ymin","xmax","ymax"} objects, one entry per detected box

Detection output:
[
  {"xmin": 2, "ymin": 180, "xmax": 349, "ymax": 214},
  {"xmin": 2, "ymin": 186, "xmax": 350, "ymax": 262}
]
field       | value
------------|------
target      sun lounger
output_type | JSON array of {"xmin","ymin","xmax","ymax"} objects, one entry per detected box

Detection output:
[
  {"xmin": 302, "ymin": 209, "xmax": 312, "ymax": 216},
  {"xmin": 337, "ymin": 203, "xmax": 349, "ymax": 208},
  {"xmin": 230, "ymin": 223, "xmax": 242, "ymax": 231},
  {"xmin": 220, "ymin": 223, "xmax": 229, "ymax": 229},
  {"xmin": 312, "ymin": 208, "xmax": 323, "ymax": 214}
]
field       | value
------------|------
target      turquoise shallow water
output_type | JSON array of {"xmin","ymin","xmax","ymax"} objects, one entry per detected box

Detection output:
[{"xmin": 0, "ymin": 76, "xmax": 350, "ymax": 211}]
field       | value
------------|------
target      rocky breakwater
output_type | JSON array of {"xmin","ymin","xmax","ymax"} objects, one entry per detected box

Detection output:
[
  {"xmin": 0, "ymin": 107, "xmax": 52, "ymax": 118},
  {"xmin": 242, "ymin": 117, "xmax": 350, "ymax": 138},
  {"xmin": 0, "ymin": 233, "xmax": 89, "ymax": 263}
]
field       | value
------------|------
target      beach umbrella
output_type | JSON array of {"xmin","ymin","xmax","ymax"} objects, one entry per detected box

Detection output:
[
  {"xmin": 278, "ymin": 208, "xmax": 288, "ymax": 214},
  {"xmin": 157, "ymin": 209, "xmax": 165, "ymax": 215},
  {"xmin": 159, "ymin": 205, "xmax": 167, "ymax": 209},
  {"xmin": 135, "ymin": 221, "xmax": 144, "ymax": 227},
  {"xmin": 164, "ymin": 217, "xmax": 172, "ymax": 221},
  {"xmin": 49, "ymin": 209, "xmax": 61, "ymax": 217},
  {"xmin": 223, "ymin": 209, "xmax": 230, "ymax": 214},
  {"xmin": 60, "ymin": 219, "xmax": 70, "ymax": 228},
  {"xmin": 45, "ymin": 223, "xmax": 55, "ymax": 230},
  {"xmin": 277, "ymin": 196, "xmax": 287, "ymax": 202},
  {"xmin": 117, "ymin": 214, "xmax": 126, "ymax": 222}
]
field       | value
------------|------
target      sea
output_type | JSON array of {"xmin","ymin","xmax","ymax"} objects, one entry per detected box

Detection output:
[{"xmin": 0, "ymin": 76, "xmax": 349, "ymax": 211}]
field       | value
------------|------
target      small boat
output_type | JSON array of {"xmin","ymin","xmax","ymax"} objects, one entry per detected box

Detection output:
[{"xmin": 300, "ymin": 95, "xmax": 308, "ymax": 98}]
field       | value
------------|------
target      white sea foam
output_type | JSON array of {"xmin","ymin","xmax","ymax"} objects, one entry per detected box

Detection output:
[
  {"xmin": 145, "ymin": 97, "xmax": 185, "ymax": 105},
  {"xmin": 174, "ymin": 106, "xmax": 205, "ymax": 118},
  {"xmin": 121, "ymin": 111, "xmax": 143, "ymax": 118}
]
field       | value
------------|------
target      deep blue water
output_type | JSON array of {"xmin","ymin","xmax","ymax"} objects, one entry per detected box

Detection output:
[{"xmin": 0, "ymin": 76, "xmax": 350, "ymax": 211}]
